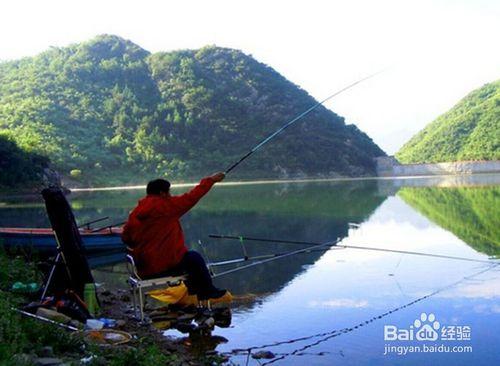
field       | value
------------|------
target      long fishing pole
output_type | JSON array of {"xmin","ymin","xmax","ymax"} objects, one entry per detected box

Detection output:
[
  {"xmin": 77, "ymin": 216, "xmax": 109, "ymax": 230},
  {"xmin": 207, "ymin": 246, "xmax": 344, "ymax": 267},
  {"xmin": 224, "ymin": 70, "xmax": 385, "ymax": 174},
  {"xmin": 209, "ymin": 234, "xmax": 495, "ymax": 264},
  {"xmin": 210, "ymin": 234, "xmax": 327, "ymax": 246},
  {"xmin": 90, "ymin": 221, "xmax": 126, "ymax": 233},
  {"xmin": 211, "ymin": 238, "xmax": 342, "ymax": 278}
]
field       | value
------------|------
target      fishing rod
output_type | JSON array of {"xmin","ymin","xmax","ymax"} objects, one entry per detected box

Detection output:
[
  {"xmin": 211, "ymin": 238, "xmax": 342, "ymax": 278},
  {"xmin": 90, "ymin": 221, "xmax": 126, "ymax": 233},
  {"xmin": 77, "ymin": 216, "xmax": 109, "ymax": 230},
  {"xmin": 209, "ymin": 234, "xmax": 496, "ymax": 264},
  {"xmin": 207, "ymin": 246, "xmax": 345, "ymax": 267},
  {"xmin": 224, "ymin": 70, "xmax": 385, "ymax": 174},
  {"xmin": 12, "ymin": 308, "xmax": 79, "ymax": 331},
  {"xmin": 211, "ymin": 234, "xmax": 330, "ymax": 247}
]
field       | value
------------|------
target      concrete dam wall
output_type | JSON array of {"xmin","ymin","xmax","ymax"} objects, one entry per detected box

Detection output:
[{"xmin": 375, "ymin": 157, "xmax": 500, "ymax": 177}]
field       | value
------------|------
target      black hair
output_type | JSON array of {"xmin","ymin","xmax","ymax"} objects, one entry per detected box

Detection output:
[{"xmin": 146, "ymin": 179, "xmax": 171, "ymax": 195}]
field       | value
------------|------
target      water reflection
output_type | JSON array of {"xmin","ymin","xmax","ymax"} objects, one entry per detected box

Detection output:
[
  {"xmin": 214, "ymin": 194, "xmax": 499, "ymax": 366},
  {"xmin": 399, "ymin": 186, "xmax": 500, "ymax": 256},
  {"xmin": 1, "ymin": 175, "xmax": 499, "ymax": 365},
  {"xmin": 98, "ymin": 180, "xmax": 387, "ymax": 296}
]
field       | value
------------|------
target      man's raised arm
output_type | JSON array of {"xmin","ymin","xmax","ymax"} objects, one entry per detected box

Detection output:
[{"xmin": 170, "ymin": 172, "xmax": 225, "ymax": 216}]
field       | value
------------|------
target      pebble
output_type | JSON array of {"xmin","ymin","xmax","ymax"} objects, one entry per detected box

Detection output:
[
  {"xmin": 202, "ymin": 317, "xmax": 215, "ymax": 328},
  {"xmin": 252, "ymin": 351, "xmax": 275, "ymax": 360}
]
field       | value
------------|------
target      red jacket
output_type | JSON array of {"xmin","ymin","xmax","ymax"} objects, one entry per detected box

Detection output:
[{"xmin": 122, "ymin": 177, "xmax": 215, "ymax": 278}]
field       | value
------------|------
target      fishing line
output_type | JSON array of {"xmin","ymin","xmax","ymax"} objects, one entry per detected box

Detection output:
[
  {"xmin": 198, "ymin": 240, "xmax": 216, "ymax": 276},
  {"xmin": 210, "ymin": 234, "xmax": 331, "ymax": 246},
  {"xmin": 207, "ymin": 246, "xmax": 344, "ymax": 268},
  {"xmin": 224, "ymin": 263, "xmax": 499, "ymax": 364},
  {"xmin": 210, "ymin": 234, "xmax": 495, "ymax": 264},
  {"xmin": 211, "ymin": 238, "xmax": 342, "ymax": 278},
  {"xmin": 224, "ymin": 70, "xmax": 385, "ymax": 174}
]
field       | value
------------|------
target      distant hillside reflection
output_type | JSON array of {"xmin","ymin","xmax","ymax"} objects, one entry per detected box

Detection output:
[
  {"xmin": 399, "ymin": 186, "xmax": 500, "ymax": 256},
  {"xmin": 91, "ymin": 180, "xmax": 388, "ymax": 295}
]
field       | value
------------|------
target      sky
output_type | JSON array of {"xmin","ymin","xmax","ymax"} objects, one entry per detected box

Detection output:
[{"xmin": 1, "ymin": 0, "xmax": 499, "ymax": 154}]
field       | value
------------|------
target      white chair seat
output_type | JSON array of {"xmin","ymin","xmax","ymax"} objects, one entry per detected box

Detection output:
[{"xmin": 126, "ymin": 254, "xmax": 186, "ymax": 322}]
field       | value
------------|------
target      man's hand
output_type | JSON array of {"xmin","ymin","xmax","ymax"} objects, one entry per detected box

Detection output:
[{"xmin": 210, "ymin": 172, "xmax": 226, "ymax": 183}]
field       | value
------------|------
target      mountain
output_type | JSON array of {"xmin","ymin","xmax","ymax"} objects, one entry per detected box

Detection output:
[
  {"xmin": 396, "ymin": 80, "xmax": 500, "ymax": 164},
  {"xmin": 0, "ymin": 134, "xmax": 48, "ymax": 187},
  {"xmin": 0, "ymin": 35, "xmax": 385, "ymax": 186}
]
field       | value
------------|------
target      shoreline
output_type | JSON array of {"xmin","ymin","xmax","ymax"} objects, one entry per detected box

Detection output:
[
  {"xmin": 1, "ymin": 172, "xmax": 498, "ymax": 197},
  {"xmin": 69, "ymin": 172, "xmax": 500, "ymax": 192}
]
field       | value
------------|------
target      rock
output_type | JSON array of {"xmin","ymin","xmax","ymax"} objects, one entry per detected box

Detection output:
[
  {"xmin": 39, "ymin": 346, "xmax": 54, "ymax": 357},
  {"xmin": 34, "ymin": 357, "xmax": 64, "ymax": 365},
  {"xmin": 252, "ymin": 351, "xmax": 275, "ymax": 359},
  {"xmin": 202, "ymin": 317, "xmax": 215, "ymax": 328}
]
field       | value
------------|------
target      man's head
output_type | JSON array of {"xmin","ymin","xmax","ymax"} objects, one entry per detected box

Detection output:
[{"xmin": 146, "ymin": 179, "xmax": 171, "ymax": 196}]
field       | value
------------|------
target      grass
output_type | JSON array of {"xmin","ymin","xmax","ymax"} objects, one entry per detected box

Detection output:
[
  {"xmin": 0, "ymin": 249, "xmax": 226, "ymax": 365},
  {"xmin": 0, "ymin": 249, "xmax": 85, "ymax": 364}
]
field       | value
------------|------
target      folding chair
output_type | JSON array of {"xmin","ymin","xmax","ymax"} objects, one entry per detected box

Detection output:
[{"xmin": 125, "ymin": 255, "xmax": 186, "ymax": 322}]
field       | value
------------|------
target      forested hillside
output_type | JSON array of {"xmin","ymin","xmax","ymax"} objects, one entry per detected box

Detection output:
[
  {"xmin": 396, "ymin": 80, "xmax": 499, "ymax": 164},
  {"xmin": 0, "ymin": 35, "xmax": 385, "ymax": 185}
]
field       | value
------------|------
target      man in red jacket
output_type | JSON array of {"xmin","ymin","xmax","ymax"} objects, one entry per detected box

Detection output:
[{"xmin": 122, "ymin": 172, "xmax": 227, "ymax": 300}]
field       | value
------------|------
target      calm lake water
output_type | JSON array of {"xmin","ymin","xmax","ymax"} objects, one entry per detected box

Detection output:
[{"xmin": 1, "ymin": 174, "xmax": 499, "ymax": 365}]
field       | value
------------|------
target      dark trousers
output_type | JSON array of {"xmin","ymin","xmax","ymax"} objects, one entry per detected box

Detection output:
[{"xmin": 150, "ymin": 250, "xmax": 215, "ymax": 298}]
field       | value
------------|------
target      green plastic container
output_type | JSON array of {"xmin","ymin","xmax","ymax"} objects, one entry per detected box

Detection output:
[{"xmin": 83, "ymin": 283, "xmax": 100, "ymax": 317}]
